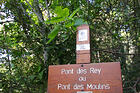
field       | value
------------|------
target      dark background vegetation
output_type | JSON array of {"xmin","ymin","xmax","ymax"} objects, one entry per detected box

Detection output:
[{"xmin": 0, "ymin": 0, "xmax": 140, "ymax": 93}]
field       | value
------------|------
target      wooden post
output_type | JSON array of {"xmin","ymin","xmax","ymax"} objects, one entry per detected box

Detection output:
[{"xmin": 76, "ymin": 24, "xmax": 90, "ymax": 64}]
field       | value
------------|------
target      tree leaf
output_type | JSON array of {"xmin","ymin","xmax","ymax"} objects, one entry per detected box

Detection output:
[
  {"xmin": 54, "ymin": 6, "xmax": 69, "ymax": 17},
  {"xmin": 47, "ymin": 25, "xmax": 60, "ymax": 44},
  {"xmin": 46, "ymin": 17, "xmax": 65, "ymax": 24},
  {"xmin": 63, "ymin": 8, "xmax": 69, "ymax": 17},
  {"xmin": 74, "ymin": 18, "xmax": 88, "ymax": 26},
  {"xmin": 54, "ymin": 6, "xmax": 63, "ymax": 17},
  {"xmin": 38, "ymin": 70, "xmax": 44, "ymax": 80},
  {"xmin": 69, "ymin": 8, "xmax": 80, "ymax": 19},
  {"xmin": 65, "ymin": 21, "xmax": 74, "ymax": 27}
]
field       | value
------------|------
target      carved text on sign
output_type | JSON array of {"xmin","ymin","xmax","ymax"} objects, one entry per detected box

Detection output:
[
  {"xmin": 48, "ymin": 62, "xmax": 123, "ymax": 93},
  {"xmin": 61, "ymin": 68, "xmax": 101, "ymax": 75},
  {"xmin": 57, "ymin": 67, "xmax": 109, "ymax": 90},
  {"xmin": 57, "ymin": 83, "xmax": 110, "ymax": 90}
]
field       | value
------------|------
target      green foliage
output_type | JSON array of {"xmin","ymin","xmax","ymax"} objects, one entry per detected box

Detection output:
[
  {"xmin": 69, "ymin": 8, "xmax": 80, "ymax": 19},
  {"xmin": 47, "ymin": 25, "xmax": 60, "ymax": 44},
  {"xmin": 54, "ymin": 6, "xmax": 69, "ymax": 17},
  {"xmin": 46, "ymin": 7, "xmax": 80, "ymax": 44}
]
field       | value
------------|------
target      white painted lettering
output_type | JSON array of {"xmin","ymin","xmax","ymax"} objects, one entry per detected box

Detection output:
[
  {"xmin": 90, "ymin": 68, "xmax": 101, "ymax": 75},
  {"xmin": 57, "ymin": 84, "xmax": 71, "ymax": 90},
  {"xmin": 77, "ymin": 68, "xmax": 87, "ymax": 74},
  {"xmin": 73, "ymin": 84, "xmax": 84, "ymax": 90},
  {"xmin": 104, "ymin": 84, "xmax": 110, "ymax": 89},
  {"xmin": 61, "ymin": 69, "xmax": 74, "ymax": 74},
  {"xmin": 86, "ymin": 84, "xmax": 110, "ymax": 90}
]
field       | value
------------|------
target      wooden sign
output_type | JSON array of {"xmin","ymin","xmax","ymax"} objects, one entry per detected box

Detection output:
[
  {"xmin": 47, "ymin": 24, "xmax": 123, "ymax": 93},
  {"xmin": 48, "ymin": 62, "xmax": 123, "ymax": 93}
]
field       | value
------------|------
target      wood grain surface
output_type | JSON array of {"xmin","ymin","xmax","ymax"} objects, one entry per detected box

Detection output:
[{"xmin": 47, "ymin": 62, "xmax": 123, "ymax": 93}]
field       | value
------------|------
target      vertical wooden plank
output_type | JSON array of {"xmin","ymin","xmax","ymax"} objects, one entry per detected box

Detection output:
[{"xmin": 76, "ymin": 24, "xmax": 90, "ymax": 64}]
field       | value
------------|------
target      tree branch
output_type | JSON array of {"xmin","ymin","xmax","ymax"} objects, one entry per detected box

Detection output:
[
  {"xmin": 18, "ymin": 1, "xmax": 44, "ymax": 35},
  {"xmin": 0, "ymin": 20, "xmax": 14, "ymax": 24},
  {"xmin": 45, "ymin": 0, "xmax": 51, "ymax": 20},
  {"xmin": 25, "ymin": 0, "xmax": 44, "ymax": 22},
  {"xmin": 33, "ymin": 0, "xmax": 44, "ymax": 21}
]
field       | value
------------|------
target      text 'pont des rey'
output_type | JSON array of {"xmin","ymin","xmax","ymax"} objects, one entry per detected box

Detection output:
[{"xmin": 61, "ymin": 68, "xmax": 102, "ymax": 75}]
